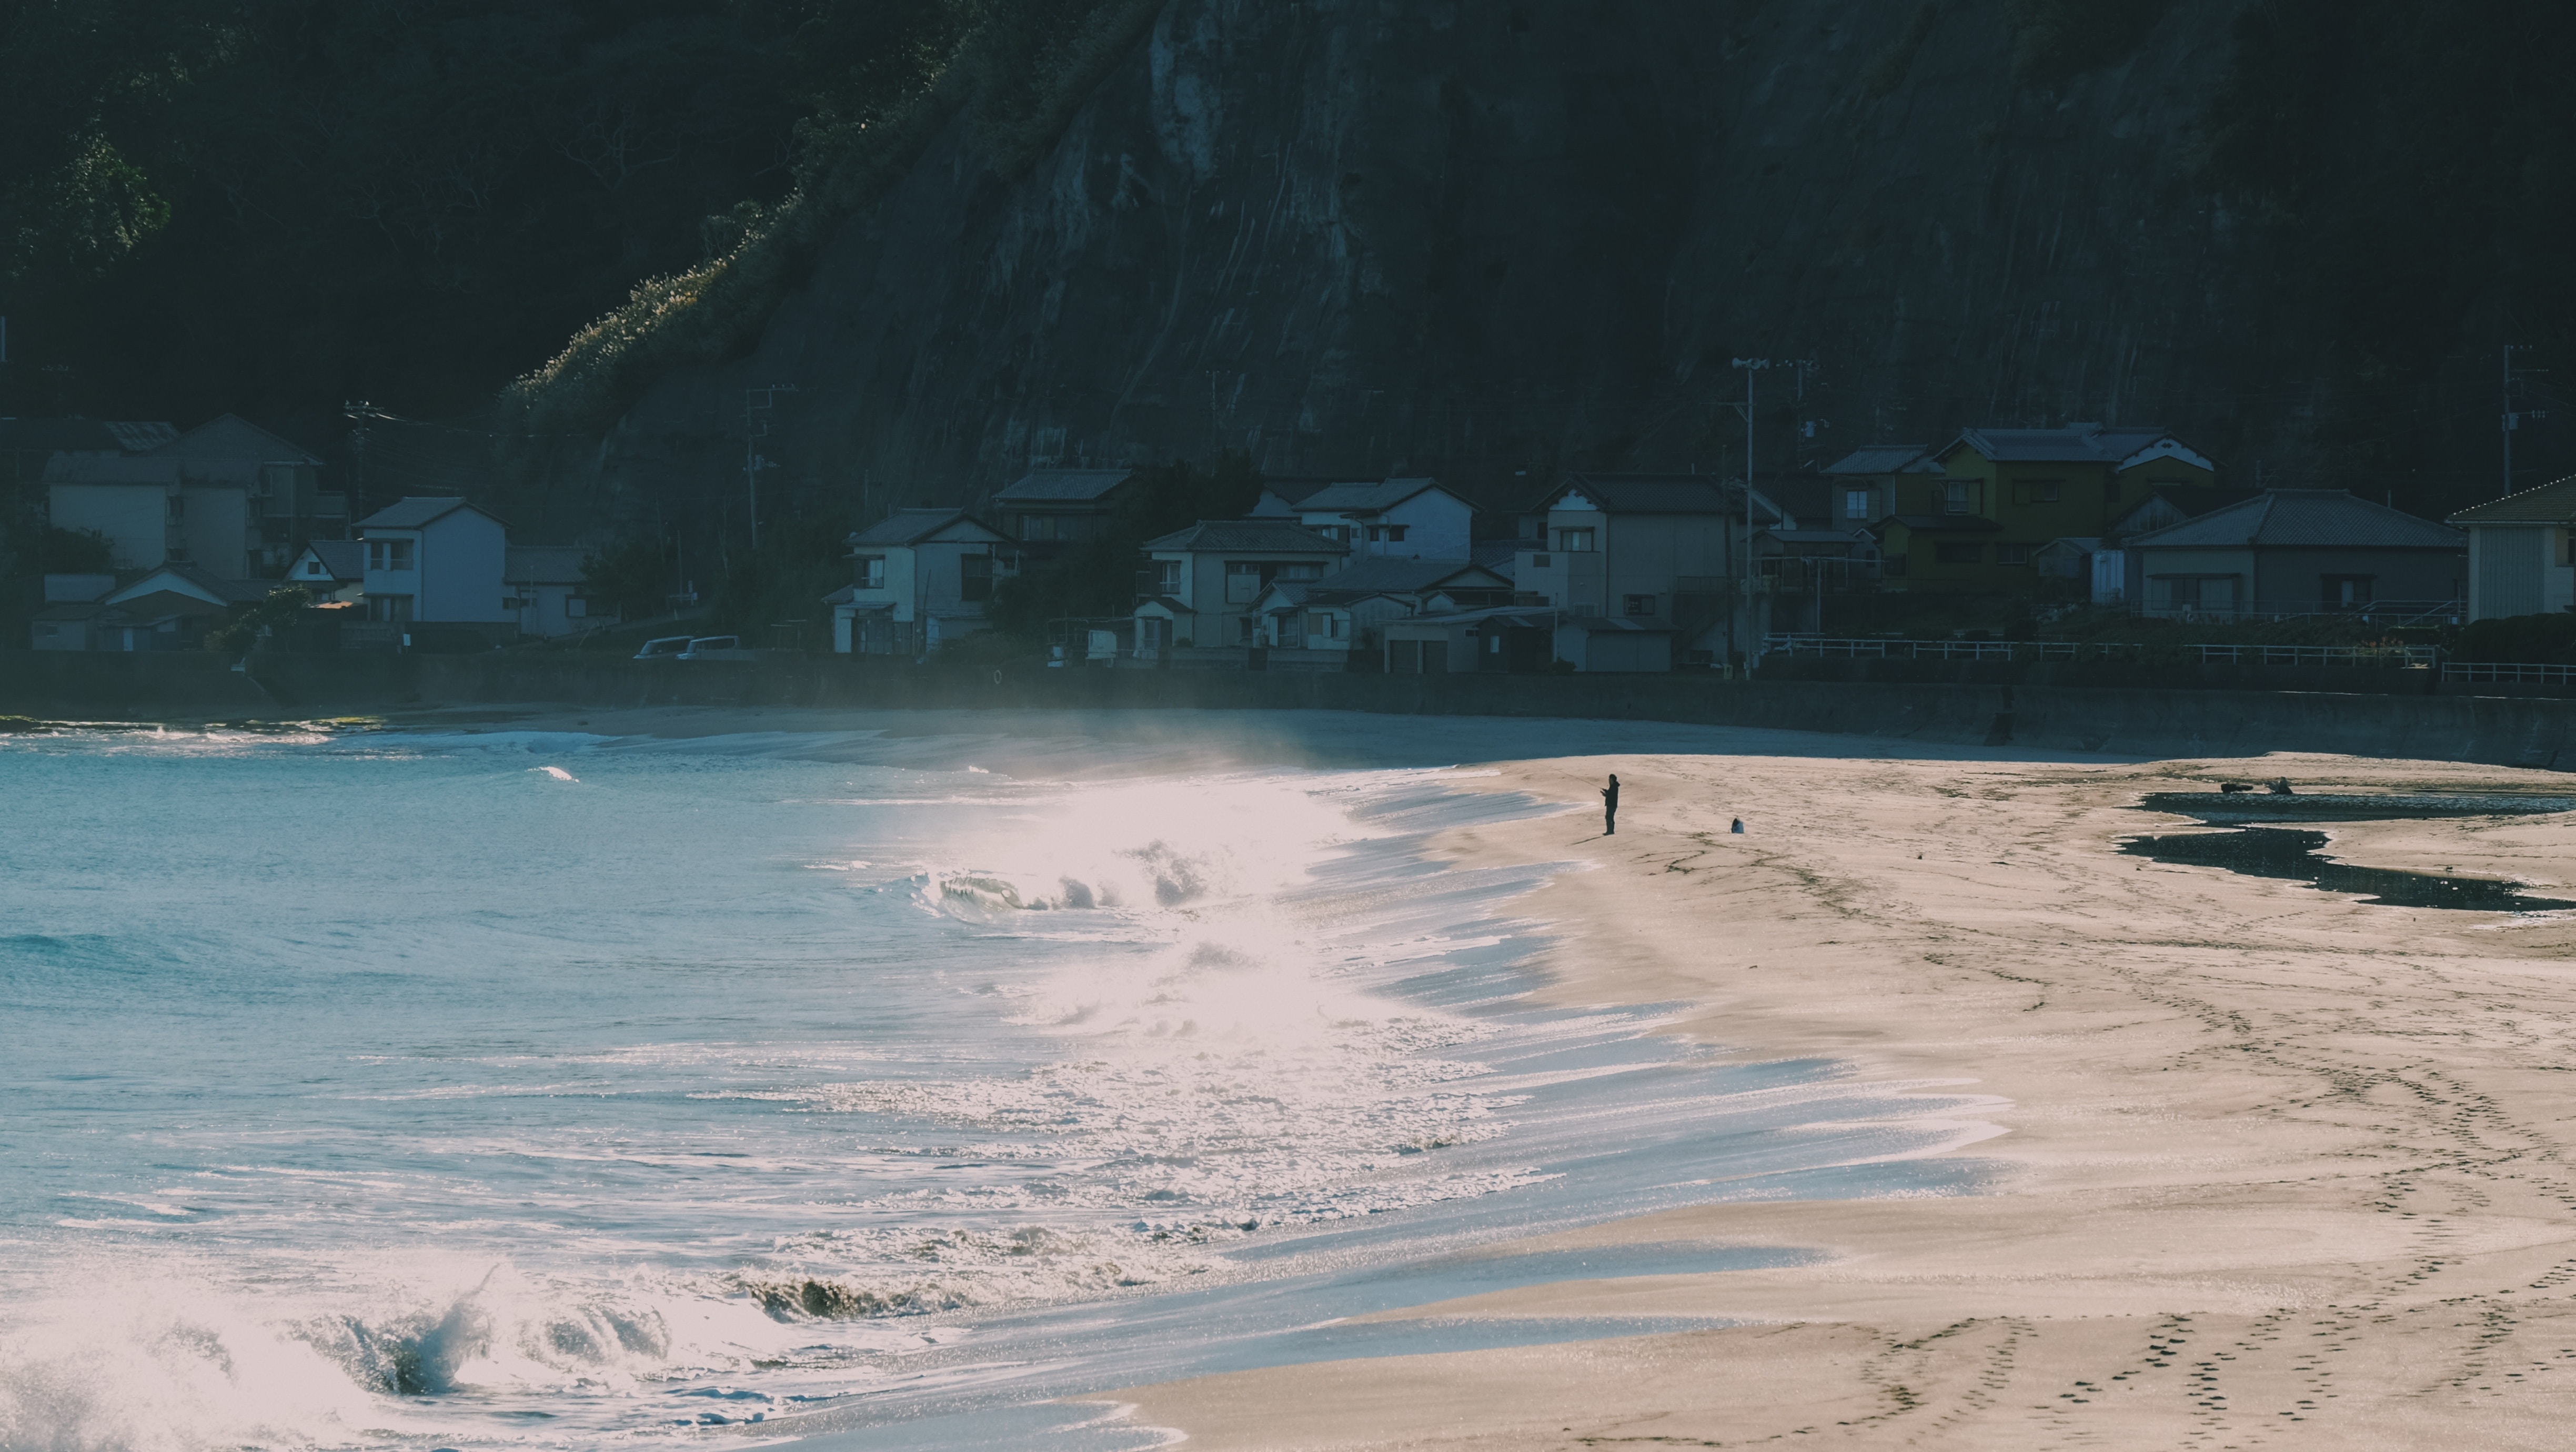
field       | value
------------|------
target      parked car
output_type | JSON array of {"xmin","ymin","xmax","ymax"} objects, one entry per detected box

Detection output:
[
  {"xmin": 634, "ymin": 636, "xmax": 693, "ymax": 660},
  {"xmin": 676, "ymin": 635, "xmax": 757, "ymax": 661}
]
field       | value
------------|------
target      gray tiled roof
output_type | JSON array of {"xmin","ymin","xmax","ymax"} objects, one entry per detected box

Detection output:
[
  {"xmin": 846, "ymin": 508, "xmax": 1005, "ymax": 546},
  {"xmin": 1822, "ymin": 445, "xmax": 1937, "ymax": 475},
  {"xmin": 1948, "ymin": 425, "xmax": 2180, "ymax": 464},
  {"xmin": 2448, "ymin": 476, "xmax": 2576, "ymax": 526},
  {"xmin": 996, "ymin": 469, "xmax": 1134, "ymax": 502},
  {"xmin": 1294, "ymin": 477, "xmax": 1444, "ymax": 513},
  {"xmin": 2129, "ymin": 490, "xmax": 2464, "ymax": 550},
  {"xmin": 1547, "ymin": 474, "xmax": 1786, "ymax": 521},
  {"xmin": 1140, "ymin": 520, "xmax": 1349, "ymax": 553},
  {"xmin": 358, "ymin": 496, "xmax": 481, "ymax": 529},
  {"xmin": 301, "ymin": 540, "xmax": 365, "ymax": 579}
]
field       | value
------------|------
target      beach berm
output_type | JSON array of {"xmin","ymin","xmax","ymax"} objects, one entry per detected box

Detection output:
[{"xmin": 1123, "ymin": 747, "xmax": 2576, "ymax": 1449}]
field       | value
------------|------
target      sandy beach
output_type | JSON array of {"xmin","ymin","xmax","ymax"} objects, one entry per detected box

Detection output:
[{"xmin": 1110, "ymin": 744, "xmax": 2576, "ymax": 1449}]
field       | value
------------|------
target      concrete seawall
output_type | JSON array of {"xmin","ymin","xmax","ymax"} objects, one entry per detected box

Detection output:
[{"xmin": 3, "ymin": 649, "xmax": 2569, "ymax": 770}]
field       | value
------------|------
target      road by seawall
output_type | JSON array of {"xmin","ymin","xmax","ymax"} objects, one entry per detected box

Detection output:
[{"xmin": 3, "ymin": 649, "xmax": 2570, "ymax": 771}]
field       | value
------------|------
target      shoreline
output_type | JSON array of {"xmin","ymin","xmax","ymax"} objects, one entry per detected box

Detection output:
[{"xmin": 1116, "ymin": 744, "xmax": 2576, "ymax": 1448}]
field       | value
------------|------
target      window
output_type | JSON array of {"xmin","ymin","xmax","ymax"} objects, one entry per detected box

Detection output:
[
  {"xmin": 1279, "ymin": 561, "xmax": 1325, "ymax": 582},
  {"xmin": 1155, "ymin": 559, "xmax": 1182, "ymax": 592},
  {"xmin": 857, "ymin": 556, "xmax": 886, "ymax": 590},
  {"xmin": 1943, "ymin": 482, "xmax": 1973, "ymax": 516},
  {"xmin": 2322, "ymin": 574, "xmax": 2376, "ymax": 609},
  {"xmin": 368, "ymin": 539, "xmax": 417, "ymax": 571},
  {"xmin": 1622, "ymin": 593, "xmax": 1656, "ymax": 617},
  {"xmin": 1487, "ymin": 633, "xmax": 1503, "ymax": 654},
  {"xmin": 2011, "ymin": 479, "xmax": 2062, "ymax": 505},
  {"xmin": 1366, "ymin": 524, "xmax": 1410, "ymax": 543},
  {"xmin": 960, "ymin": 553, "xmax": 993, "ymax": 602},
  {"xmin": 1224, "ymin": 561, "xmax": 1264, "ymax": 603},
  {"xmin": 1845, "ymin": 489, "xmax": 1870, "ymax": 520},
  {"xmin": 305, "ymin": 560, "xmax": 326, "ymax": 577},
  {"xmin": 1307, "ymin": 611, "xmax": 1337, "ymax": 640},
  {"xmin": 1529, "ymin": 552, "xmax": 1552, "ymax": 569},
  {"xmin": 1997, "ymin": 544, "xmax": 2031, "ymax": 566},
  {"xmin": 1935, "ymin": 542, "xmax": 1983, "ymax": 564},
  {"xmin": 1556, "ymin": 527, "xmax": 1596, "ymax": 551}
]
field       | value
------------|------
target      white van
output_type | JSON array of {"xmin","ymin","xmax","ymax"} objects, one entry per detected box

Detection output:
[{"xmin": 676, "ymin": 636, "xmax": 757, "ymax": 661}]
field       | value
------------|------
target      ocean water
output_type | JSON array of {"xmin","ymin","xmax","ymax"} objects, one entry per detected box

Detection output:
[{"xmin": 0, "ymin": 715, "xmax": 2007, "ymax": 1451}]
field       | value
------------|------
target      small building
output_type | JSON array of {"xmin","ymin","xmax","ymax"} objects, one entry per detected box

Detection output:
[
  {"xmin": 354, "ymin": 496, "xmax": 512, "ymax": 634},
  {"xmin": 1818, "ymin": 446, "xmax": 1947, "ymax": 527},
  {"xmin": 1131, "ymin": 519, "xmax": 1347, "ymax": 658},
  {"xmin": 2447, "ymin": 476, "xmax": 2576, "ymax": 622},
  {"xmin": 2087, "ymin": 486, "xmax": 2260, "ymax": 604},
  {"xmin": 2125, "ymin": 489, "xmax": 2465, "ymax": 618},
  {"xmin": 41, "ymin": 414, "xmax": 338, "ymax": 578},
  {"xmin": 285, "ymin": 540, "xmax": 366, "ymax": 603},
  {"xmin": 993, "ymin": 469, "xmax": 1136, "ymax": 544},
  {"xmin": 826, "ymin": 508, "xmax": 1015, "ymax": 655},
  {"xmin": 504, "ymin": 546, "xmax": 594, "ymax": 638},
  {"xmin": 1258, "ymin": 477, "xmax": 1474, "ymax": 559},
  {"xmin": 1515, "ymin": 475, "xmax": 1780, "ymax": 668},
  {"xmin": 31, "ymin": 563, "xmax": 271, "ymax": 651},
  {"xmin": 1869, "ymin": 426, "xmax": 2218, "ymax": 593},
  {"xmin": 1250, "ymin": 558, "xmax": 1512, "ymax": 664}
]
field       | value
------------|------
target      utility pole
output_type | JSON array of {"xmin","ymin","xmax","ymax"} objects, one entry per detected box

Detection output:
[
  {"xmin": 2503, "ymin": 345, "xmax": 2547, "ymax": 499},
  {"xmin": 743, "ymin": 384, "xmax": 797, "ymax": 549},
  {"xmin": 1729, "ymin": 357, "xmax": 1818, "ymax": 660},
  {"xmin": 343, "ymin": 400, "xmax": 396, "ymax": 521}
]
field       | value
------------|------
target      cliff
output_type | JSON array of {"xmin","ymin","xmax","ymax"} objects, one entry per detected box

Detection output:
[{"xmin": 549, "ymin": 0, "xmax": 2565, "ymax": 529}]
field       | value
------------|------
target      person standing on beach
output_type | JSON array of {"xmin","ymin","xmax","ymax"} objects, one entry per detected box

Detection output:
[{"xmin": 1602, "ymin": 773, "xmax": 1619, "ymax": 835}]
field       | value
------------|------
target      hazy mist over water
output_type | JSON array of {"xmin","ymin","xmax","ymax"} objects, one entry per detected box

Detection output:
[{"xmin": 0, "ymin": 718, "xmax": 2005, "ymax": 1450}]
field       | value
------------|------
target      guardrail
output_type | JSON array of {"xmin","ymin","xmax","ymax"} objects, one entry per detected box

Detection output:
[
  {"xmin": 2187, "ymin": 643, "xmax": 2438, "ymax": 668},
  {"xmin": 2444, "ymin": 661, "xmax": 2576, "ymax": 685},
  {"xmin": 1764, "ymin": 636, "xmax": 2439, "ymax": 668}
]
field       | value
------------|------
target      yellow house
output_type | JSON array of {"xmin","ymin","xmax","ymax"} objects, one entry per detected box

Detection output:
[{"xmin": 1858, "ymin": 425, "xmax": 2217, "ymax": 593}]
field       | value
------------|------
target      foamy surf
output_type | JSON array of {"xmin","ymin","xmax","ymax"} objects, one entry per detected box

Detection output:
[{"xmin": 0, "ymin": 724, "xmax": 2007, "ymax": 1450}]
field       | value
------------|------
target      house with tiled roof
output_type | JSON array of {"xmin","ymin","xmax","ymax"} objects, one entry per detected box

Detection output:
[
  {"xmin": 2126, "ymin": 490, "xmax": 2464, "ymax": 618},
  {"xmin": 2448, "ymin": 476, "xmax": 2576, "ymax": 621},
  {"xmin": 993, "ymin": 469, "xmax": 1136, "ymax": 546},
  {"xmin": 1131, "ymin": 519, "xmax": 1347, "ymax": 659},
  {"xmin": 1259, "ymin": 476, "xmax": 1473, "ymax": 559},
  {"xmin": 1869, "ymin": 424, "xmax": 2218, "ymax": 593},
  {"xmin": 826, "ymin": 508, "xmax": 1016, "ymax": 656},
  {"xmin": 354, "ymin": 497, "xmax": 511, "ymax": 638},
  {"xmin": 1513, "ymin": 475, "xmax": 1787, "ymax": 670}
]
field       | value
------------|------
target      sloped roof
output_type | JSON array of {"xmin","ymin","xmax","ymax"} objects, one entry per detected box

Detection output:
[
  {"xmin": 846, "ymin": 507, "xmax": 1007, "ymax": 547},
  {"xmin": 1471, "ymin": 538, "xmax": 1521, "ymax": 578},
  {"xmin": 996, "ymin": 468, "xmax": 1134, "ymax": 502},
  {"xmin": 2128, "ymin": 490, "xmax": 2464, "ymax": 550},
  {"xmin": 1545, "ymin": 474, "xmax": 1786, "ymax": 522},
  {"xmin": 1945, "ymin": 425, "xmax": 2180, "ymax": 465},
  {"xmin": 2448, "ymin": 475, "xmax": 2576, "ymax": 526},
  {"xmin": 104, "ymin": 563, "xmax": 274, "ymax": 607},
  {"xmin": 1822, "ymin": 445, "xmax": 1937, "ymax": 475},
  {"xmin": 0, "ymin": 419, "xmax": 175, "ymax": 453},
  {"xmin": 298, "ymin": 540, "xmax": 365, "ymax": 580},
  {"xmin": 505, "ymin": 544, "xmax": 589, "ymax": 583},
  {"xmin": 1257, "ymin": 478, "xmax": 1345, "ymax": 508},
  {"xmin": 1140, "ymin": 519, "xmax": 1348, "ymax": 553},
  {"xmin": 1294, "ymin": 477, "xmax": 1448, "ymax": 514},
  {"xmin": 1310, "ymin": 557, "xmax": 1497, "ymax": 594},
  {"xmin": 358, "ymin": 496, "xmax": 498, "ymax": 529},
  {"xmin": 154, "ymin": 413, "xmax": 322, "ymax": 465}
]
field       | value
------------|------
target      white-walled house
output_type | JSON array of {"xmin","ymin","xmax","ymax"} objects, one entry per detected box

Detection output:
[
  {"xmin": 504, "ymin": 546, "xmax": 593, "ymax": 638},
  {"xmin": 354, "ymin": 497, "xmax": 510, "ymax": 627},
  {"xmin": 43, "ymin": 414, "xmax": 337, "ymax": 578},
  {"xmin": 826, "ymin": 509, "xmax": 1015, "ymax": 655},
  {"xmin": 1253, "ymin": 478, "xmax": 1474, "ymax": 559},
  {"xmin": 1131, "ymin": 520, "xmax": 1347, "ymax": 658},
  {"xmin": 1514, "ymin": 475, "xmax": 1781, "ymax": 669},
  {"xmin": 1248, "ymin": 558, "xmax": 1513, "ymax": 666},
  {"xmin": 285, "ymin": 541, "xmax": 366, "ymax": 603},
  {"xmin": 2449, "ymin": 477, "xmax": 2576, "ymax": 621}
]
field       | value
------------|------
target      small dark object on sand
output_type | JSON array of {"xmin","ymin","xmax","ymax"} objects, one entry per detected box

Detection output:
[
  {"xmin": 2219, "ymin": 782, "xmax": 2255, "ymax": 794},
  {"xmin": 2268, "ymin": 778, "xmax": 2296, "ymax": 795},
  {"xmin": 1731, "ymin": 818, "xmax": 1745, "ymax": 834}
]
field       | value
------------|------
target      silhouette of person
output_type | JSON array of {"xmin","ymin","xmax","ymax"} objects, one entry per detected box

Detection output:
[{"xmin": 1602, "ymin": 774, "xmax": 1619, "ymax": 835}]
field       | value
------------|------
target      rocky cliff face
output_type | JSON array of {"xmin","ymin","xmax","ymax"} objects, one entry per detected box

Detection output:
[{"xmin": 567, "ymin": 0, "xmax": 2523, "ymax": 528}]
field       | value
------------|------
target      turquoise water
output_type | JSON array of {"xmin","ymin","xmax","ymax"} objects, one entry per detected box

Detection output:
[{"xmin": 0, "ymin": 717, "xmax": 2005, "ymax": 1450}]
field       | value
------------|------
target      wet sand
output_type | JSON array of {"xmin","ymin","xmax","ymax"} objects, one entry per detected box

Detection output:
[{"xmin": 1120, "ymin": 748, "xmax": 2576, "ymax": 1449}]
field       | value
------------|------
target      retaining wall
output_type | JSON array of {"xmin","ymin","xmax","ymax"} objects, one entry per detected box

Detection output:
[{"xmin": 3, "ymin": 649, "xmax": 2569, "ymax": 770}]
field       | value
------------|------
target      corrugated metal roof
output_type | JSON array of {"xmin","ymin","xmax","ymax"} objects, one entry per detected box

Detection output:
[
  {"xmin": 1822, "ymin": 445, "xmax": 1934, "ymax": 475},
  {"xmin": 1140, "ymin": 520, "xmax": 1349, "ymax": 553},
  {"xmin": 2447, "ymin": 475, "xmax": 2576, "ymax": 526},
  {"xmin": 2128, "ymin": 490, "xmax": 2464, "ymax": 550},
  {"xmin": 995, "ymin": 469, "xmax": 1134, "ymax": 502}
]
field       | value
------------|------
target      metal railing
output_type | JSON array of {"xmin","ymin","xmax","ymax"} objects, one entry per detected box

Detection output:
[
  {"xmin": 2138, "ymin": 600, "xmax": 2461, "ymax": 627},
  {"xmin": 2444, "ymin": 660, "xmax": 2576, "ymax": 685},
  {"xmin": 2186, "ymin": 643, "xmax": 2438, "ymax": 668},
  {"xmin": 1764, "ymin": 636, "xmax": 2439, "ymax": 668}
]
